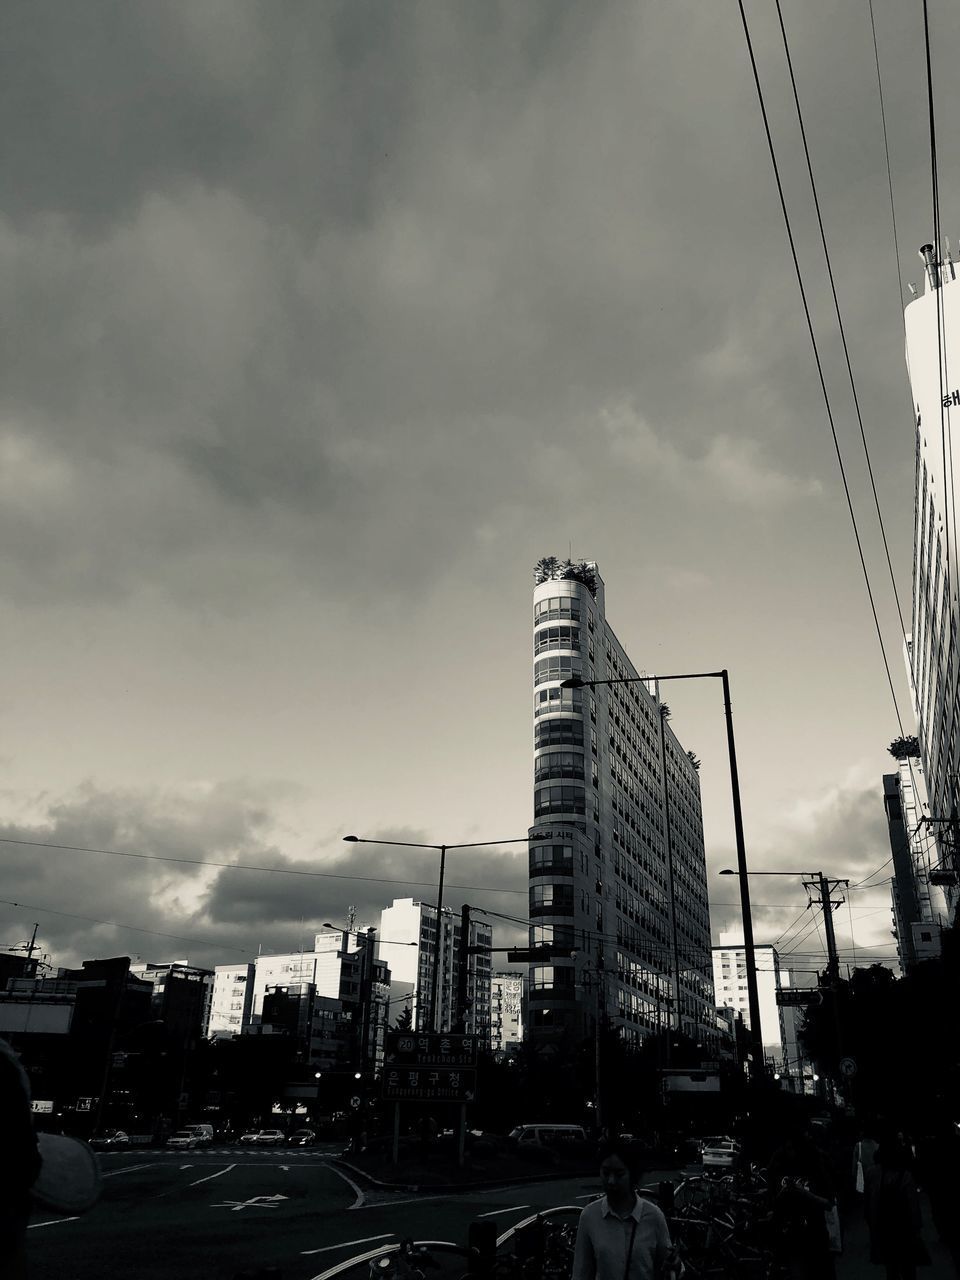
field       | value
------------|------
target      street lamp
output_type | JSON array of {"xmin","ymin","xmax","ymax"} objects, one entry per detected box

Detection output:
[
  {"xmin": 562, "ymin": 668, "xmax": 765, "ymax": 1082},
  {"xmin": 342, "ymin": 833, "xmax": 546, "ymax": 1032}
]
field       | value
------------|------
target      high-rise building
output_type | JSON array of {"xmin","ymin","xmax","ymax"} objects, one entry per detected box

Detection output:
[
  {"xmin": 379, "ymin": 898, "xmax": 492, "ymax": 1039},
  {"xmin": 208, "ymin": 964, "xmax": 255, "ymax": 1037},
  {"xmin": 883, "ymin": 759, "xmax": 945, "ymax": 971},
  {"xmin": 129, "ymin": 961, "xmax": 214, "ymax": 1046},
  {"xmin": 528, "ymin": 558, "xmax": 715, "ymax": 1052},
  {"xmin": 711, "ymin": 933, "xmax": 789, "ymax": 1068},
  {"xmin": 490, "ymin": 972, "xmax": 523, "ymax": 1056},
  {"xmin": 904, "ymin": 245, "xmax": 960, "ymax": 916}
]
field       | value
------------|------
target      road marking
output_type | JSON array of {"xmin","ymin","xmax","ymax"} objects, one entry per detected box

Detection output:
[
  {"xmin": 28, "ymin": 1217, "xmax": 79, "ymax": 1230},
  {"xmin": 280, "ymin": 1164, "xmax": 289, "ymax": 1171},
  {"xmin": 301, "ymin": 1233, "xmax": 396, "ymax": 1256},
  {"xmin": 477, "ymin": 1205, "xmax": 530, "ymax": 1217},
  {"xmin": 212, "ymin": 1193, "xmax": 290, "ymax": 1212},
  {"xmin": 189, "ymin": 1164, "xmax": 236, "ymax": 1186},
  {"xmin": 179, "ymin": 1164, "xmax": 194, "ymax": 1170},
  {"xmin": 325, "ymin": 1162, "xmax": 365, "ymax": 1210},
  {"xmin": 101, "ymin": 1162, "xmax": 162, "ymax": 1178}
]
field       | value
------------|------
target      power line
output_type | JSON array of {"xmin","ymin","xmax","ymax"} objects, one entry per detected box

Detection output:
[
  {"xmin": 737, "ymin": 0, "xmax": 908, "ymax": 737},
  {"xmin": 0, "ymin": 898, "xmax": 257, "ymax": 957},
  {"xmin": 0, "ymin": 835, "xmax": 527, "ymax": 897}
]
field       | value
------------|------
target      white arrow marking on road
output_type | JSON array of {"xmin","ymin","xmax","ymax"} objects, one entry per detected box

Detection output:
[
  {"xmin": 213, "ymin": 1193, "xmax": 290, "ymax": 1211},
  {"xmin": 301, "ymin": 1233, "xmax": 396, "ymax": 1256},
  {"xmin": 477, "ymin": 1206, "xmax": 530, "ymax": 1217},
  {"xmin": 190, "ymin": 1164, "xmax": 236, "ymax": 1186},
  {"xmin": 280, "ymin": 1165, "xmax": 289, "ymax": 1171}
]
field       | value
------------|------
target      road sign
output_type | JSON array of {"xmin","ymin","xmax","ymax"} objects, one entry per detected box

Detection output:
[
  {"xmin": 76, "ymin": 1097, "xmax": 93, "ymax": 1112},
  {"xmin": 839, "ymin": 1056, "xmax": 858, "ymax": 1078},
  {"xmin": 381, "ymin": 1066, "xmax": 476, "ymax": 1102},
  {"xmin": 384, "ymin": 1032, "xmax": 478, "ymax": 1068},
  {"xmin": 31, "ymin": 1100, "xmax": 54, "ymax": 1114},
  {"xmin": 349, "ymin": 1095, "xmax": 362, "ymax": 1109},
  {"xmin": 776, "ymin": 989, "xmax": 821, "ymax": 1007}
]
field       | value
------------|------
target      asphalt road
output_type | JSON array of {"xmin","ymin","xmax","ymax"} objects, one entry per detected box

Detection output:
[
  {"xmin": 27, "ymin": 1148, "xmax": 602, "ymax": 1280},
  {"xmin": 28, "ymin": 1151, "xmax": 958, "ymax": 1280}
]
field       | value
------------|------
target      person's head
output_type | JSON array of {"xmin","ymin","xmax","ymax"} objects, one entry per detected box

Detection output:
[{"xmin": 598, "ymin": 1139, "xmax": 642, "ymax": 1203}]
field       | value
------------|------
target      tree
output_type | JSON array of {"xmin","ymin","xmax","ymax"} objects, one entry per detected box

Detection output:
[
  {"xmin": 394, "ymin": 1005, "xmax": 413, "ymax": 1031},
  {"xmin": 888, "ymin": 736, "xmax": 921, "ymax": 759}
]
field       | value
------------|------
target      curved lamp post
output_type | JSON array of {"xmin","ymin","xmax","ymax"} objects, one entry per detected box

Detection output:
[
  {"xmin": 562, "ymin": 668, "xmax": 765, "ymax": 1083},
  {"xmin": 342, "ymin": 833, "xmax": 547, "ymax": 1032}
]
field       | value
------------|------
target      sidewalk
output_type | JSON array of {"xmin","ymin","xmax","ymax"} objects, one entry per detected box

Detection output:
[{"xmin": 837, "ymin": 1192, "xmax": 956, "ymax": 1279}]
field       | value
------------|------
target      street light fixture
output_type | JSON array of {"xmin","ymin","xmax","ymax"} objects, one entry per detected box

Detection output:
[
  {"xmin": 342, "ymin": 833, "xmax": 547, "ymax": 1032},
  {"xmin": 561, "ymin": 668, "xmax": 765, "ymax": 1082}
]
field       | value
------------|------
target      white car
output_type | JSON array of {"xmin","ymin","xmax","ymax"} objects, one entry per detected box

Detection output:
[
  {"xmin": 240, "ymin": 1129, "xmax": 286, "ymax": 1146},
  {"xmin": 702, "ymin": 1139, "xmax": 740, "ymax": 1170},
  {"xmin": 167, "ymin": 1130, "xmax": 200, "ymax": 1149}
]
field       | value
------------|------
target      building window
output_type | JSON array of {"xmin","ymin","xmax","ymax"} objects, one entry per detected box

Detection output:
[
  {"xmin": 530, "ymin": 883, "xmax": 575, "ymax": 915},
  {"xmin": 535, "ymin": 750, "xmax": 585, "ymax": 782},
  {"xmin": 536, "ymin": 719, "xmax": 585, "ymax": 749},
  {"xmin": 534, "ymin": 785, "xmax": 586, "ymax": 817},
  {"xmin": 534, "ymin": 655, "xmax": 582, "ymax": 687},
  {"xmin": 534, "ymin": 625, "xmax": 581, "ymax": 655}
]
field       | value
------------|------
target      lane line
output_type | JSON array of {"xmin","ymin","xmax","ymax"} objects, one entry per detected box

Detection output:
[
  {"xmin": 28, "ymin": 1217, "xmax": 79, "ymax": 1230},
  {"xmin": 101, "ymin": 1162, "xmax": 162, "ymax": 1178},
  {"xmin": 189, "ymin": 1163, "xmax": 236, "ymax": 1187},
  {"xmin": 301, "ymin": 1233, "xmax": 396, "ymax": 1256},
  {"xmin": 477, "ymin": 1205, "xmax": 529, "ymax": 1218},
  {"xmin": 324, "ymin": 1162, "xmax": 365, "ymax": 1210}
]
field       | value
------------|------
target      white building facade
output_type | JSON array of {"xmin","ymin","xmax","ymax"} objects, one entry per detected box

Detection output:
[
  {"xmin": 379, "ymin": 898, "xmax": 492, "ymax": 1040},
  {"xmin": 904, "ymin": 245, "xmax": 960, "ymax": 920},
  {"xmin": 529, "ymin": 559, "xmax": 715, "ymax": 1053},
  {"xmin": 711, "ymin": 934, "xmax": 789, "ymax": 1068},
  {"xmin": 206, "ymin": 964, "xmax": 255, "ymax": 1037},
  {"xmin": 490, "ymin": 972, "xmax": 523, "ymax": 1055}
]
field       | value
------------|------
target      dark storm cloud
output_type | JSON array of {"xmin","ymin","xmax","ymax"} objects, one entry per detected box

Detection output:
[
  {"xmin": 0, "ymin": 0, "xmax": 841, "ymax": 609},
  {"xmin": 203, "ymin": 832, "xmax": 529, "ymax": 933}
]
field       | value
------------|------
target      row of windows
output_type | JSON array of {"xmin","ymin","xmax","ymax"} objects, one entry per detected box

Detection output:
[
  {"xmin": 535, "ymin": 596, "xmax": 581, "ymax": 623},
  {"xmin": 535, "ymin": 687, "xmax": 583, "ymax": 716},
  {"xmin": 530, "ymin": 883, "xmax": 575, "ymax": 909},
  {"xmin": 535, "ymin": 718, "xmax": 584, "ymax": 749},
  {"xmin": 534, "ymin": 626, "xmax": 581, "ymax": 655},
  {"xmin": 534, "ymin": 785, "xmax": 587, "ymax": 817},
  {"xmin": 535, "ymin": 750, "xmax": 586, "ymax": 782},
  {"xmin": 534, "ymin": 655, "xmax": 581, "ymax": 686}
]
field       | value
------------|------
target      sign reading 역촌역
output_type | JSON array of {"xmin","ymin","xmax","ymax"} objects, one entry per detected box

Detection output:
[{"xmin": 384, "ymin": 1031, "xmax": 478, "ymax": 1068}]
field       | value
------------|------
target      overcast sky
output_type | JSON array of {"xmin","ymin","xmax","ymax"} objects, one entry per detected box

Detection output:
[{"xmin": 2, "ymin": 1, "xmax": 956, "ymax": 984}]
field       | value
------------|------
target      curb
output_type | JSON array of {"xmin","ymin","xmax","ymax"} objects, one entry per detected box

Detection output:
[{"xmin": 331, "ymin": 1158, "xmax": 591, "ymax": 1194}]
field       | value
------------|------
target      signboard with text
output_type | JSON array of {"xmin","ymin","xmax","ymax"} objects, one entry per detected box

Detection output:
[
  {"xmin": 384, "ymin": 1032, "xmax": 477, "ymax": 1068},
  {"xmin": 381, "ymin": 1066, "xmax": 476, "ymax": 1101},
  {"xmin": 776, "ymin": 989, "xmax": 821, "ymax": 1007}
]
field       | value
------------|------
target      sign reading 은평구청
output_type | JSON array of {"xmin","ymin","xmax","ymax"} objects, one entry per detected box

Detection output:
[
  {"xmin": 381, "ymin": 1066, "xmax": 476, "ymax": 1101},
  {"xmin": 384, "ymin": 1031, "xmax": 477, "ymax": 1068}
]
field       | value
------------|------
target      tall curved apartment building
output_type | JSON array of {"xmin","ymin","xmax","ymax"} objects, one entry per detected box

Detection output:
[{"xmin": 528, "ymin": 558, "xmax": 716, "ymax": 1054}]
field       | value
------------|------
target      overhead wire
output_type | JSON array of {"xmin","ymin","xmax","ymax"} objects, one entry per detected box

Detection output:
[{"xmin": 737, "ymin": 0, "xmax": 909, "ymax": 738}]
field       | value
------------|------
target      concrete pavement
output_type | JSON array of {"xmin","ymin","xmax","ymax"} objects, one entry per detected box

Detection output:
[{"xmin": 837, "ymin": 1192, "xmax": 956, "ymax": 1279}]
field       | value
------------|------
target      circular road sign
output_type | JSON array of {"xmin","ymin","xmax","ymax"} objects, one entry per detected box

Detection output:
[
  {"xmin": 350, "ymin": 1095, "xmax": 362, "ymax": 1108},
  {"xmin": 839, "ymin": 1056, "xmax": 857, "ymax": 1078}
]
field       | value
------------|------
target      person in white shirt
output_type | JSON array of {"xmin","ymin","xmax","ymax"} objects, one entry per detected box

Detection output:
[{"xmin": 572, "ymin": 1140, "xmax": 678, "ymax": 1280}]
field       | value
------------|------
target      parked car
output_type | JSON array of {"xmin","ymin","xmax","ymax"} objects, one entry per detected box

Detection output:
[
  {"xmin": 287, "ymin": 1129, "xmax": 315, "ymax": 1147},
  {"xmin": 182, "ymin": 1124, "xmax": 214, "ymax": 1146},
  {"xmin": 240, "ymin": 1129, "xmax": 286, "ymax": 1146},
  {"xmin": 90, "ymin": 1130, "xmax": 129, "ymax": 1149},
  {"xmin": 702, "ymin": 1138, "xmax": 741, "ymax": 1170},
  {"xmin": 167, "ymin": 1130, "xmax": 201, "ymax": 1150}
]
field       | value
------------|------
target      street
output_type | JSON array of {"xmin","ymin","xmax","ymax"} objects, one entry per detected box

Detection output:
[
  {"xmin": 27, "ymin": 1149, "xmax": 598, "ymax": 1280},
  {"xmin": 26, "ymin": 1150, "xmax": 958, "ymax": 1280}
]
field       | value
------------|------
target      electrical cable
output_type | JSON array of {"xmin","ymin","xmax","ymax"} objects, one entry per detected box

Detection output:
[
  {"xmin": 0, "ymin": 834, "xmax": 527, "ymax": 897},
  {"xmin": 776, "ymin": 0, "xmax": 908, "ymax": 644},
  {"xmin": 868, "ymin": 0, "xmax": 905, "ymax": 319},
  {"xmin": 0, "ymin": 897, "xmax": 257, "ymax": 956},
  {"xmin": 738, "ymin": 0, "xmax": 908, "ymax": 738}
]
